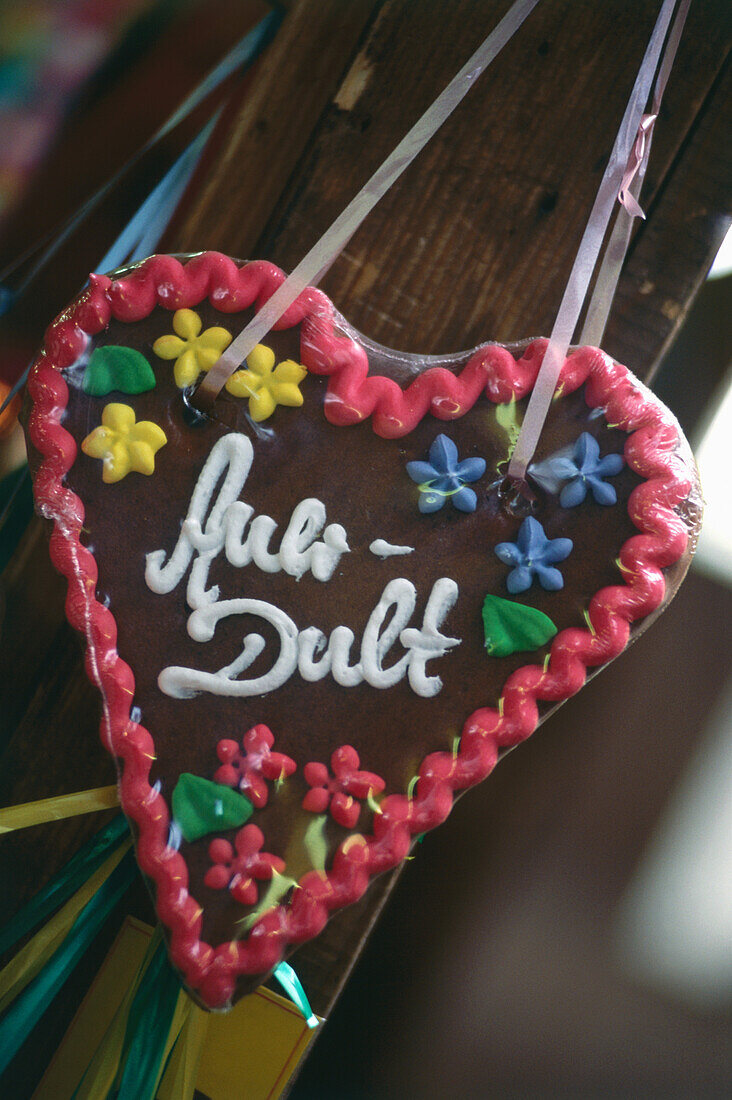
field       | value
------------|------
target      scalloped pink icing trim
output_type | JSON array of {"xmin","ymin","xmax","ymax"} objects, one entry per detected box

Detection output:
[{"xmin": 26, "ymin": 252, "xmax": 695, "ymax": 1007}]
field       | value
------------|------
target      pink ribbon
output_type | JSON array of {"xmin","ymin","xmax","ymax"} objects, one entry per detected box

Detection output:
[
  {"xmin": 616, "ymin": 0, "xmax": 691, "ymax": 222},
  {"xmin": 507, "ymin": 0, "xmax": 686, "ymax": 482},
  {"xmin": 580, "ymin": 0, "xmax": 691, "ymax": 352},
  {"xmin": 618, "ymin": 112, "xmax": 657, "ymax": 219}
]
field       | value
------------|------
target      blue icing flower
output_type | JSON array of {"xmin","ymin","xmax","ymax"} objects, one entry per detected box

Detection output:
[
  {"xmin": 406, "ymin": 434, "xmax": 486, "ymax": 514},
  {"xmin": 529, "ymin": 432, "xmax": 624, "ymax": 508},
  {"xmin": 495, "ymin": 516, "xmax": 573, "ymax": 594}
]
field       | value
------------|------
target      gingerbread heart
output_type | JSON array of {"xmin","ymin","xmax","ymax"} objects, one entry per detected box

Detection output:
[{"xmin": 24, "ymin": 253, "xmax": 701, "ymax": 1009}]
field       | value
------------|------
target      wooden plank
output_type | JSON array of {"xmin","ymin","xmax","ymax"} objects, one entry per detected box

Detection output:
[
  {"xmin": 252, "ymin": 0, "xmax": 728, "ymax": 380},
  {"xmin": 168, "ymin": 0, "xmax": 383, "ymax": 256},
  {"xmin": 605, "ymin": 54, "xmax": 732, "ymax": 378},
  {"xmin": 0, "ymin": 520, "xmax": 68, "ymax": 744}
]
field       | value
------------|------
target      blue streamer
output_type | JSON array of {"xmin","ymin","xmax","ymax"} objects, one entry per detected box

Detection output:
[
  {"xmin": 152, "ymin": 8, "xmax": 282, "ymax": 144},
  {"xmin": 95, "ymin": 113, "xmax": 219, "ymax": 276}
]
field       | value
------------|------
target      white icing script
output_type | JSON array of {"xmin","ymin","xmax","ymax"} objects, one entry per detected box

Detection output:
[
  {"xmin": 146, "ymin": 432, "xmax": 461, "ymax": 701},
  {"xmin": 145, "ymin": 434, "xmax": 350, "ymax": 607},
  {"xmin": 369, "ymin": 539, "xmax": 414, "ymax": 558},
  {"xmin": 157, "ymin": 576, "xmax": 459, "ymax": 700}
]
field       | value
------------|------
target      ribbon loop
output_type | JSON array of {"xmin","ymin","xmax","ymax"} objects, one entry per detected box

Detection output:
[
  {"xmin": 618, "ymin": 112, "xmax": 658, "ymax": 219},
  {"xmin": 507, "ymin": 0, "xmax": 684, "ymax": 482}
]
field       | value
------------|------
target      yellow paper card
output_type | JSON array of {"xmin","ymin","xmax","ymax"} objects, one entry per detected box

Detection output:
[
  {"xmin": 32, "ymin": 916, "xmax": 322, "ymax": 1100},
  {"xmin": 32, "ymin": 916, "xmax": 152, "ymax": 1100},
  {"xmin": 196, "ymin": 984, "xmax": 321, "ymax": 1100}
]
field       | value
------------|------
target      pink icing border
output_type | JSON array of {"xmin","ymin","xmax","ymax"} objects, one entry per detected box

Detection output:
[{"xmin": 26, "ymin": 252, "xmax": 695, "ymax": 1007}]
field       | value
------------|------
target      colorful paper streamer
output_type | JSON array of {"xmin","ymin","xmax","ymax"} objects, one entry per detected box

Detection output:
[
  {"xmin": 0, "ymin": 786, "xmax": 120, "ymax": 835},
  {"xmin": 0, "ymin": 851, "xmax": 136, "ymax": 1076},
  {"xmin": 0, "ymin": 814, "xmax": 128, "ymax": 956},
  {"xmin": 113, "ymin": 932, "xmax": 185, "ymax": 1100},
  {"xmin": 273, "ymin": 961, "xmax": 319, "ymax": 1029},
  {"xmin": 0, "ymin": 840, "xmax": 132, "ymax": 1016}
]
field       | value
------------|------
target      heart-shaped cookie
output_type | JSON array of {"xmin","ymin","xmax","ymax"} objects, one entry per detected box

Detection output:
[{"xmin": 24, "ymin": 252, "xmax": 701, "ymax": 1009}]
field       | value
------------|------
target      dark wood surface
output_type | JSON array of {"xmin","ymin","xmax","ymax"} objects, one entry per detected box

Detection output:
[
  {"xmin": 1, "ymin": 1, "xmax": 730, "ymax": 1095},
  {"xmin": 171, "ymin": 0, "xmax": 730, "ymax": 377}
]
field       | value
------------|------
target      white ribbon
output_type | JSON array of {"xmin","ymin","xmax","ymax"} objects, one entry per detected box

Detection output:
[
  {"xmin": 507, "ymin": 0, "xmax": 682, "ymax": 480},
  {"xmin": 194, "ymin": 0, "xmax": 542, "ymax": 407}
]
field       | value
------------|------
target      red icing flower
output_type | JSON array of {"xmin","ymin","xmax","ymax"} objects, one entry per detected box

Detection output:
[
  {"xmin": 203, "ymin": 824, "xmax": 285, "ymax": 906},
  {"xmin": 302, "ymin": 745, "xmax": 385, "ymax": 829},
  {"xmin": 214, "ymin": 724, "xmax": 296, "ymax": 809}
]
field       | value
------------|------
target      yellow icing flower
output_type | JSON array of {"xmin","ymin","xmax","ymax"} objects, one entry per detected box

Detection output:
[
  {"xmin": 226, "ymin": 344, "xmax": 307, "ymax": 422},
  {"xmin": 152, "ymin": 309, "xmax": 232, "ymax": 388},
  {"xmin": 81, "ymin": 403, "xmax": 167, "ymax": 483}
]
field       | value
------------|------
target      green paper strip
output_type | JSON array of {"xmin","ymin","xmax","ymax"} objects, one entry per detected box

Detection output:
[
  {"xmin": 114, "ymin": 935, "xmax": 184, "ymax": 1100},
  {"xmin": 482, "ymin": 593, "xmax": 557, "ymax": 658},
  {"xmin": 0, "ymin": 841, "xmax": 132, "ymax": 1016},
  {"xmin": 172, "ymin": 773, "xmax": 253, "ymax": 843},
  {"xmin": 273, "ymin": 961, "xmax": 319, "ymax": 1028},
  {"xmin": 0, "ymin": 851, "xmax": 136, "ymax": 1078},
  {"xmin": 0, "ymin": 814, "xmax": 129, "ymax": 957},
  {"xmin": 82, "ymin": 346, "xmax": 156, "ymax": 396}
]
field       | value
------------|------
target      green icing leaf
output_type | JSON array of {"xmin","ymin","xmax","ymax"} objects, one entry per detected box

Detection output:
[
  {"xmin": 82, "ymin": 346, "xmax": 156, "ymax": 396},
  {"xmin": 496, "ymin": 397, "xmax": 522, "ymax": 460},
  {"xmin": 482, "ymin": 593, "xmax": 557, "ymax": 658},
  {"xmin": 303, "ymin": 813, "xmax": 328, "ymax": 873},
  {"xmin": 171, "ymin": 774, "xmax": 253, "ymax": 843},
  {"xmin": 238, "ymin": 870, "xmax": 299, "ymax": 932}
]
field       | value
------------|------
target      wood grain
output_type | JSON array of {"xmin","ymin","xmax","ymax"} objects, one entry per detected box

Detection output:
[
  {"xmin": 174, "ymin": 0, "xmax": 730, "ymax": 383},
  {"xmin": 168, "ymin": 0, "xmax": 383, "ymax": 257}
]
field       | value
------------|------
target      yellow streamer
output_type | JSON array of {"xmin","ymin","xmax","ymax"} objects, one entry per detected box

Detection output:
[
  {"xmin": 156, "ymin": 998, "xmax": 210, "ymax": 1100},
  {"xmin": 0, "ymin": 840, "xmax": 131, "ymax": 1014},
  {"xmin": 73, "ymin": 926, "xmax": 162, "ymax": 1100},
  {"xmin": 0, "ymin": 786, "xmax": 120, "ymax": 833}
]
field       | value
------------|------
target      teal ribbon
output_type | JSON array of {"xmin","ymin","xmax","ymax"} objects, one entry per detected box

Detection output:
[
  {"xmin": 0, "ymin": 815, "xmax": 129, "ymax": 957},
  {"xmin": 113, "ymin": 938, "xmax": 182, "ymax": 1100},
  {"xmin": 273, "ymin": 961, "xmax": 319, "ymax": 1028},
  {"xmin": 0, "ymin": 850, "xmax": 136, "ymax": 1077}
]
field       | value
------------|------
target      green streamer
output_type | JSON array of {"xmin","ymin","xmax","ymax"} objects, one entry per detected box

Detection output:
[
  {"xmin": 273, "ymin": 961, "xmax": 319, "ymax": 1029},
  {"xmin": 0, "ymin": 814, "xmax": 129, "ymax": 957},
  {"xmin": 114, "ymin": 934, "xmax": 183, "ymax": 1100},
  {"xmin": 0, "ymin": 851, "xmax": 136, "ymax": 1077}
]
